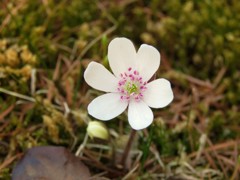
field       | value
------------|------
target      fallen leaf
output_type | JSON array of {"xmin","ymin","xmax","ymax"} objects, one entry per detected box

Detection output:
[{"xmin": 12, "ymin": 146, "xmax": 91, "ymax": 180}]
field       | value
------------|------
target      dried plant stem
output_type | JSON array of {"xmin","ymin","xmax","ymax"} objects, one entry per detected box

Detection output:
[
  {"xmin": 0, "ymin": 87, "xmax": 35, "ymax": 102},
  {"xmin": 120, "ymin": 129, "xmax": 137, "ymax": 168},
  {"xmin": 75, "ymin": 134, "xmax": 88, "ymax": 157}
]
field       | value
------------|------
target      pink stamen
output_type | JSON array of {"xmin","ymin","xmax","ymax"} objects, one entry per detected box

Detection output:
[{"xmin": 117, "ymin": 67, "xmax": 147, "ymax": 102}]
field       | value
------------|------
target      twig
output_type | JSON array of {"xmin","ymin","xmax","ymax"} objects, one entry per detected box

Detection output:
[
  {"xmin": 0, "ymin": 87, "xmax": 35, "ymax": 102},
  {"xmin": 122, "ymin": 164, "xmax": 139, "ymax": 180},
  {"xmin": 31, "ymin": 68, "xmax": 37, "ymax": 95},
  {"xmin": 76, "ymin": 24, "xmax": 117, "ymax": 61},
  {"xmin": 0, "ymin": 104, "xmax": 15, "ymax": 121},
  {"xmin": 189, "ymin": 139, "xmax": 240, "ymax": 158},
  {"xmin": 75, "ymin": 133, "xmax": 88, "ymax": 156}
]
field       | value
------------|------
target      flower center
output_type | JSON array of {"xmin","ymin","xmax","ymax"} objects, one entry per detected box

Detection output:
[{"xmin": 117, "ymin": 67, "xmax": 147, "ymax": 101}]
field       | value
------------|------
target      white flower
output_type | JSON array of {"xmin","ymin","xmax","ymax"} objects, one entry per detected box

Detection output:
[{"xmin": 84, "ymin": 37, "xmax": 173, "ymax": 130}]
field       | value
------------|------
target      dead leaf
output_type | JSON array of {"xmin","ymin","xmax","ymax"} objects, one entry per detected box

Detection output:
[{"xmin": 12, "ymin": 146, "xmax": 91, "ymax": 180}]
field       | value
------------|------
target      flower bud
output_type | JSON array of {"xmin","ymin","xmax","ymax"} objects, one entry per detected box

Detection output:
[{"xmin": 87, "ymin": 121, "xmax": 109, "ymax": 140}]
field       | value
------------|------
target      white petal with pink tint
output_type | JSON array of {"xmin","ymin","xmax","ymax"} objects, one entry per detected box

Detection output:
[
  {"xmin": 84, "ymin": 37, "xmax": 174, "ymax": 130},
  {"xmin": 108, "ymin": 38, "xmax": 136, "ymax": 77},
  {"xmin": 128, "ymin": 100, "xmax": 153, "ymax": 130},
  {"xmin": 143, "ymin": 78, "xmax": 173, "ymax": 108},
  {"xmin": 88, "ymin": 93, "xmax": 128, "ymax": 121},
  {"xmin": 84, "ymin": 62, "xmax": 118, "ymax": 92},
  {"xmin": 137, "ymin": 44, "xmax": 160, "ymax": 82}
]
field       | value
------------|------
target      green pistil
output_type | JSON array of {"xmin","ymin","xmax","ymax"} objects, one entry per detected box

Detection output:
[{"xmin": 126, "ymin": 82, "xmax": 138, "ymax": 94}]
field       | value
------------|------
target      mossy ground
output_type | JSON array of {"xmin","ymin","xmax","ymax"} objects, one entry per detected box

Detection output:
[{"xmin": 0, "ymin": 0, "xmax": 240, "ymax": 179}]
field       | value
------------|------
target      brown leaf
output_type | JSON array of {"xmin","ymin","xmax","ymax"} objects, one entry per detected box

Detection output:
[{"xmin": 12, "ymin": 146, "xmax": 91, "ymax": 180}]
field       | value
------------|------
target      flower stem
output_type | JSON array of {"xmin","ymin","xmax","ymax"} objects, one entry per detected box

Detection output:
[{"xmin": 120, "ymin": 129, "xmax": 137, "ymax": 168}]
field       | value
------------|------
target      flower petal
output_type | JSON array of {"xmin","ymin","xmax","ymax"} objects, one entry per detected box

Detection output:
[
  {"xmin": 108, "ymin": 37, "xmax": 136, "ymax": 77},
  {"xmin": 128, "ymin": 100, "xmax": 153, "ymax": 130},
  {"xmin": 88, "ymin": 93, "xmax": 128, "ymax": 121},
  {"xmin": 137, "ymin": 44, "xmax": 160, "ymax": 82},
  {"xmin": 143, "ymin": 78, "xmax": 173, "ymax": 108},
  {"xmin": 84, "ymin": 62, "xmax": 118, "ymax": 92}
]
